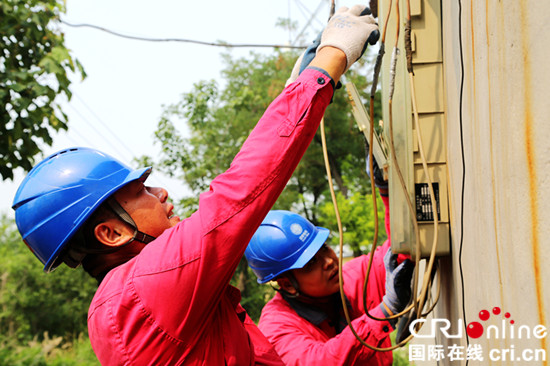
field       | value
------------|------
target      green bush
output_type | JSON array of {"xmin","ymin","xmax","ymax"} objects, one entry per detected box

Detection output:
[
  {"xmin": 0, "ymin": 332, "xmax": 98, "ymax": 365},
  {"xmin": 0, "ymin": 215, "xmax": 98, "ymax": 362}
]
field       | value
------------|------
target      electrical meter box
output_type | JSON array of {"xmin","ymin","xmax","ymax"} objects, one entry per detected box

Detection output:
[{"xmin": 379, "ymin": 0, "xmax": 450, "ymax": 258}]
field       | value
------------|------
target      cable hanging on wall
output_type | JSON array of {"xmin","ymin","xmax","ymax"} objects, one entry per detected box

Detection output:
[
  {"xmin": 320, "ymin": 0, "xmax": 444, "ymax": 352},
  {"xmin": 456, "ymin": 0, "xmax": 471, "ymax": 363}
]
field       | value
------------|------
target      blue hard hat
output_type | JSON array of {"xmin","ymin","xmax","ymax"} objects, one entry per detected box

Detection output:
[
  {"xmin": 12, "ymin": 147, "xmax": 151, "ymax": 272},
  {"xmin": 245, "ymin": 210, "xmax": 330, "ymax": 284}
]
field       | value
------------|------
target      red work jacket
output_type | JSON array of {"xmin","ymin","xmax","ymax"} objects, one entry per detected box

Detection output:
[
  {"xmin": 258, "ymin": 196, "xmax": 395, "ymax": 366},
  {"xmin": 87, "ymin": 68, "xmax": 334, "ymax": 365}
]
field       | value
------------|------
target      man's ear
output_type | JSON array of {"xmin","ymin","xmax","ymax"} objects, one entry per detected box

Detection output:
[
  {"xmin": 94, "ymin": 219, "xmax": 134, "ymax": 247},
  {"xmin": 277, "ymin": 276, "xmax": 297, "ymax": 295}
]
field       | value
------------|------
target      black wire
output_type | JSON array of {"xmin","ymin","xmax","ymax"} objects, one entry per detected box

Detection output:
[
  {"xmin": 457, "ymin": 0, "xmax": 470, "ymax": 362},
  {"xmin": 60, "ymin": 20, "xmax": 305, "ymax": 49}
]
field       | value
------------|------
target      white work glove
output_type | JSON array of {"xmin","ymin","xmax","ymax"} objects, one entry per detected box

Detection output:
[{"xmin": 318, "ymin": 5, "xmax": 379, "ymax": 73}]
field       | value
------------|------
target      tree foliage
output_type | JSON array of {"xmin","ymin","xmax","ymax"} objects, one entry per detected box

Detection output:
[
  {"xmin": 318, "ymin": 191, "xmax": 387, "ymax": 258},
  {"xmin": 0, "ymin": 215, "xmax": 97, "ymax": 362},
  {"xmin": 136, "ymin": 49, "xmax": 386, "ymax": 321},
  {"xmin": 141, "ymin": 49, "xmax": 380, "ymax": 222},
  {"xmin": 0, "ymin": 0, "xmax": 85, "ymax": 181}
]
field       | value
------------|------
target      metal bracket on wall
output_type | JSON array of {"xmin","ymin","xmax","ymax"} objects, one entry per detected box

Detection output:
[{"xmin": 345, "ymin": 81, "xmax": 389, "ymax": 181}]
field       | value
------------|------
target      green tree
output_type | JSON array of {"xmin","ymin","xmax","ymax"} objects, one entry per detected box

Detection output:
[
  {"xmin": 136, "ymin": 49, "xmax": 383, "ymax": 322},
  {"xmin": 0, "ymin": 332, "xmax": 98, "ymax": 366},
  {"xmin": 0, "ymin": 215, "xmax": 97, "ymax": 343},
  {"xmin": 139, "ymin": 50, "xmax": 378, "ymax": 221},
  {"xmin": 0, "ymin": 0, "xmax": 85, "ymax": 181},
  {"xmin": 318, "ymin": 191, "xmax": 387, "ymax": 258}
]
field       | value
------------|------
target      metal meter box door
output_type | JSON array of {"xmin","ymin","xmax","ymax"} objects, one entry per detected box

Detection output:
[{"xmin": 380, "ymin": 0, "xmax": 450, "ymax": 258}]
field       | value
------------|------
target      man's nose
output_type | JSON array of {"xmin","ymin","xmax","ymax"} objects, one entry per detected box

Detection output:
[
  {"xmin": 323, "ymin": 253, "xmax": 336, "ymax": 270},
  {"xmin": 148, "ymin": 186, "xmax": 168, "ymax": 203}
]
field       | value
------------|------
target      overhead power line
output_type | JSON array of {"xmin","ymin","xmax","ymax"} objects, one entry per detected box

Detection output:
[
  {"xmin": 60, "ymin": 20, "xmax": 305, "ymax": 49},
  {"xmin": 65, "ymin": 101, "xmax": 131, "ymax": 162},
  {"xmin": 292, "ymin": 0, "xmax": 326, "ymax": 45},
  {"xmin": 66, "ymin": 94, "xmax": 185, "ymax": 197},
  {"xmin": 72, "ymin": 93, "xmax": 137, "ymax": 160},
  {"xmin": 294, "ymin": 0, "xmax": 326, "ymax": 28}
]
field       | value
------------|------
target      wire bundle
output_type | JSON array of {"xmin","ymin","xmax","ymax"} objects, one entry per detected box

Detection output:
[{"xmin": 321, "ymin": 0, "xmax": 443, "ymax": 352}]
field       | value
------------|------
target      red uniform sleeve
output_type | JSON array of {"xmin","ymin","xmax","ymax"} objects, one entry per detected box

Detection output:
[
  {"xmin": 130, "ymin": 69, "xmax": 335, "ymax": 344},
  {"xmin": 257, "ymin": 192, "xmax": 395, "ymax": 365},
  {"xmin": 259, "ymin": 295, "xmax": 393, "ymax": 366}
]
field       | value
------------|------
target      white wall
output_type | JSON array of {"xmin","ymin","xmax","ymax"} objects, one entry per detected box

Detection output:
[
  {"xmin": 441, "ymin": 1, "xmax": 550, "ymax": 365},
  {"xmin": 378, "ymin": 1, "xmax": 549, "ymax": 364}
]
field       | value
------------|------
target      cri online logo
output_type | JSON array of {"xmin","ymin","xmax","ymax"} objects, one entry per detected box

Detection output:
[
  {"xmin": 410, "ymin": 306, "xmax": 547, "ymax": 340},
  {"xmin": 467, "ymin": 307, "xmax": 510, "ymax": 338}
]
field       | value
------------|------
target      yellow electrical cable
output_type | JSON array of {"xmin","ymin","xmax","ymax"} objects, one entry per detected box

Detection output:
[
  {"xmin": 409, "ymin": 72, "xmax": 440, "ymax": 319},
  {"xmin": 363, "ymin": 0, "xmax": 420, "ymax": 324},
  {"xmin": 402, "ymin": 0, "xmax": 422, "ymax": 317},
  {"xmin": 321, "ymin": 0, "xmax": 443, "ymax": 352},
  {"xmin": 403, "ymin": 0, "xmax": 440, "ymax": 321},
  {"xmin": 323, "ymin": 0, "xmax": 415, "ymax": 351},
  {"xmin": 358, "ymin": 0, "xmax": 395, "ymax": 315},
  {"xmin": 321, "ymin": 117, "xmax": 415, "ymax": 351},
  {"xmin": 323, "ymin": 0, "xmax": 416, "ymax": 351}
]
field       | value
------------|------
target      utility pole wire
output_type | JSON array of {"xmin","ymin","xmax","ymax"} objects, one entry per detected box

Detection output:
[
  {"xmin": 60, "ymin": 20, "xmax": 305, "ymax": 49},
  {"xmin": 292, "ymin": 0, "xmax": 326, "ymax": 46}
]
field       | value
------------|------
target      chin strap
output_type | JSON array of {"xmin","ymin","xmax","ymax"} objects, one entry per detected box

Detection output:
[
  {"xmin": 105, "ymin": 198, "xmax": 156, "ymax": 245},
  {"xmin": 274, "ymin": 272, "xmax": 302, "ymax": 299},
  {"xmin": 61, "ymin": 197, "xmax": 156, "ymax": 268}
]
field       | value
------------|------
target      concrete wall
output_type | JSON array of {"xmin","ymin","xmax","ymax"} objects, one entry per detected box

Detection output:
[
  {"xmin": 441, "ymin": 1, "xmax": 549, "ymax": 365},
  {"xmin": 379, "ymin": 1, "xmax": 550, "ymax": 365}
]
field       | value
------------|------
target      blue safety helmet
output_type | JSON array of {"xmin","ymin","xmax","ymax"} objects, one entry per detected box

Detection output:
[
  {"xmin": 245, "ymin": 210, "xmax": 330, "ymax": 284},
  {"xmin": 12, "ymin": 147, "xmax": 151, "ymax": 272}
]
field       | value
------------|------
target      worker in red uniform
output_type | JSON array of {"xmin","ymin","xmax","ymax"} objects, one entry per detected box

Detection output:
[
  {"xmin": 244, "ymin": 163, "xmax": 414, "ymax": 365},
  {"xmin": 11, "ymin": 5, "xmax": 380, "ymax": 365}
]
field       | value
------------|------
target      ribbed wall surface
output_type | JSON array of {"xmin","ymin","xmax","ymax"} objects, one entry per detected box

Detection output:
[
  {"xmin": 440, "ymin": 1, "xmax": 549, "ymax": 365},
  {"xmin": 379, "ymin": 1, "xmax": 550, "ymax": 365}
]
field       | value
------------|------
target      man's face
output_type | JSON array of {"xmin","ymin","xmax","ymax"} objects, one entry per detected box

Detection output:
[
  {"xmin": 113, "ymin": 180, "xmax": 180, "ymax": 239},
  {"xmin": 292, "ymin": 244, "xmax": 340, "ymax": 298}
]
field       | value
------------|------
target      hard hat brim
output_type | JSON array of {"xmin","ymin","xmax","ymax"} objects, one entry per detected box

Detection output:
[
  {"xmin": 259, "ymin": 226, "xmax": 330, "ymax": 284},
  {"xmin": 42, "ymin": 166, "xmax": 152, "ymax": 272}
]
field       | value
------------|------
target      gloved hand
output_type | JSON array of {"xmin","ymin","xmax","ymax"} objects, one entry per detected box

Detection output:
[
  {"xmin": 318, "ymin": 5, "xmax": 380, "ymax": 73},
  {"xmin": 381, "ymin": 247, "xmax": 414, "ymax": 317},
  {"xmin": 367, "ymin": 154, "xmax": 387, "ymax": 190},
  {"xmin": 364, "ymin": 137, "xmax": 388, "ymax": 190}
]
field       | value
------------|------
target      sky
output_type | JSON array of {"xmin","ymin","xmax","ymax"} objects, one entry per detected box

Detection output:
[{"xmin": 2, "ymin": 0, "xmax": 363, "ymax": 216}]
